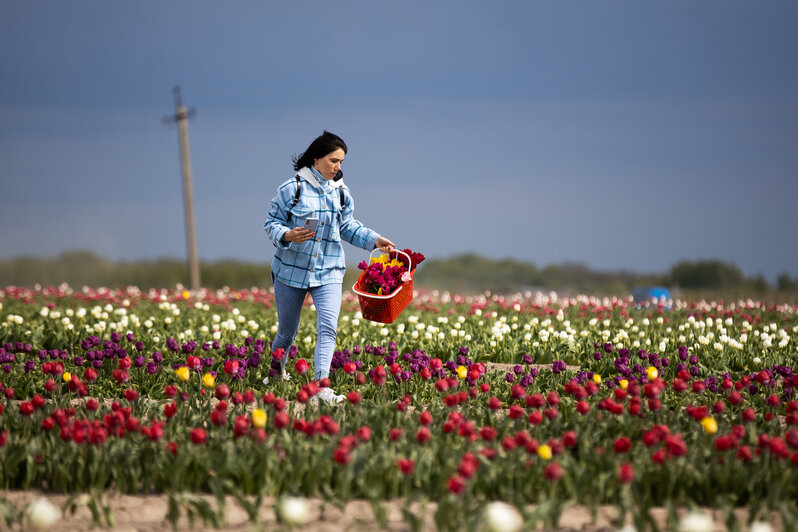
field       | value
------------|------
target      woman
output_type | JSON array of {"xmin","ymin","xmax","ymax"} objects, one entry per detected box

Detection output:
[{"xmin": 264, "ymin": 131, "xmax": 395, "ymax": 404}]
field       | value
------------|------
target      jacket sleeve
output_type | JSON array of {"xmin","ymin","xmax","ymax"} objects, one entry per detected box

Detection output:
[
  {"xmin": 338, "ymin": 186, "xmax": 379, "ymax": 251},
  {"xmin": 263, "ymin": 181, "xmax": 295, "ymax": 250}
]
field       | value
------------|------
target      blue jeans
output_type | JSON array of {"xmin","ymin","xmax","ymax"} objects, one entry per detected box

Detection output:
[{"xmin": 272, "ymin": 278, "xmax": 342, "ymax": 380}]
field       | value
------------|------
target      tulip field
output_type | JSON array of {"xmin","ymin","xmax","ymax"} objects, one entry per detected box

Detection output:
[{"xmin": 0, "ymin": 284, "xmax": 796, "ymax": 531}]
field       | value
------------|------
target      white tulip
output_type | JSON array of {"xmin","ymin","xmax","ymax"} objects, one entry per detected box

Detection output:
[
  {"xmin": 28, "ymin": 498, "xmax": 60, "ymax": 530},
  {"xmin": 749, "ymin": 522, "xmax": 774, "ymax": 532},
  {"xmin": 482, "ymin": 501, "xmax": 523, "ymax": 532},
  {"xmin": 278, "ymin": 496, "xmax": 309, "ymax": 525},
  {"xmin": 679, "ymin": 511, "xmax": 713, "ymax": 532}
]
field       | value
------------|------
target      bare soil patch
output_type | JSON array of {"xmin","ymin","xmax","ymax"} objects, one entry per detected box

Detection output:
[{"xmin": 0, "ymin": 490, "xmax": 783, "ymax": 531}]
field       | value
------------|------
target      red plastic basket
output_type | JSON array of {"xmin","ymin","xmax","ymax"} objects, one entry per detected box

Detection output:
[{"xmin": 352, "ymin": 250, "xmax": 415, "ymax": 324}]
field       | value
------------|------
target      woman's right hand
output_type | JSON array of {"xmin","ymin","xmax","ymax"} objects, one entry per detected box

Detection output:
[{"xmin": 283, "ymin": 227, "xmax": 315, "ymax": 243}]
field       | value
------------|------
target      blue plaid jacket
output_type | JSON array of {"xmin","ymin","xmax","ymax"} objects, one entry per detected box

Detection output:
[{"xmin": 264, "ymin": 167, "xmax": 379, "ymax": 288}]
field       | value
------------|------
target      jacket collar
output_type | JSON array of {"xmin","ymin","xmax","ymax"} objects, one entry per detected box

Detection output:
[{"xmin": 297, "ymin": 166, "xmax": 344, "ymax": 190}]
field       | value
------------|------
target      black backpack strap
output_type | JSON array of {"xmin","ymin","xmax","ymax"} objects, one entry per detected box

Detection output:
[
  {"xmin": 286, "ymin": 175, "xmax": 301, "ymax": 222},
  {"xmin": 339, "ymin": 187, "xmax": 345, "ymax": 212}
]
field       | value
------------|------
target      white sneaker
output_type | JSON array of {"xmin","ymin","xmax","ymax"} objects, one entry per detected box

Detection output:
[
  {"xmin": 311, "ymin": 387, "xmax": 345, "ymax": 405},
  {"xmin": 262, "ymin": 371, "xmax": 291, "ymax": 386}
]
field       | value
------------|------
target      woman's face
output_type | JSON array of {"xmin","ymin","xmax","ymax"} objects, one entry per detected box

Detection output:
[{"xmin": 313, "ymin": 148, "xmax": 345, "ymax": 181}]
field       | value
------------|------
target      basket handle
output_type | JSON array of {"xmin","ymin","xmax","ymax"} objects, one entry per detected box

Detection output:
[{"xmin": 368, "ymin": 248, "xmax": 411, "ymax": 271}]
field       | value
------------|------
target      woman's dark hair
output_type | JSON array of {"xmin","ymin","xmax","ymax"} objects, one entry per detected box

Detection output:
[{"xmin": 293, "ymin": 131, "xmax": 348, "ymax": 171}]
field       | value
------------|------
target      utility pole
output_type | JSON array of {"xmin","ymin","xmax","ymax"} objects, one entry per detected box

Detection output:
[{"xmin": 163, "ymin": 86, "xmax": 201, "ymax": 292}]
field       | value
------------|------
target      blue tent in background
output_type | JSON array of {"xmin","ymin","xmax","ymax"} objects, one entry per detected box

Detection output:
[{"xmin": 631, "ymin": 286, "xmax": 672, "ymax": 309}]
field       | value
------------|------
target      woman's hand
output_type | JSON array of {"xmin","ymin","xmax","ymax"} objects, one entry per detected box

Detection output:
[
  {"xmin": 375, "ymin": 236, "xmax": 395, "ymax": 253},
  {"xmin": 283, "ymin": 227, "xmax": 315, "ymax": 243}
]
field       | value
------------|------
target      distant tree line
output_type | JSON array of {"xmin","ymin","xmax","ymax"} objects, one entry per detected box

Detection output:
[
  {"xmin": 0, "ymin": 251, "xmax": 267, "ymax": 291},
  {"xmin": 0, "ymin": 250, "xmax": 795, "ymax": 300}
]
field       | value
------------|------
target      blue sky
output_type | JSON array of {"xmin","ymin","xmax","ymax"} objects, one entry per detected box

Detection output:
[{"xmin": 1, "ymin": 1, "xmax": 797, "ymax": 283}]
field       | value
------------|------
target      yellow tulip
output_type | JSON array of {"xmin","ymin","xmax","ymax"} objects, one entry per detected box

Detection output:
[
  {"xmin": 456, "ymin": 365, "xmax": 467, "ymax": 379},
  {"xmin": 182, "ymin": 290, "xmax": 190, "ymax": 299},
  {"xmin": 252, "ymin": 408, "xmax": 267, "ymax": 429},
  {"xmin": 176, "ymin": 366, "xmax": 190, "ymax": 382},
  {"xmin": 62, "ymin": 372, "xmax": 71, "ymax": 383},
  {"xmin": 537, "ymin": 444, "xmax": 553, "ymax": 460},
  {"xmin": 593, "ymin": 374, "xmax": 602, "ymax": 384},
  {"xmin": 619, "ymin": 379, "xmax": 629, "ymax": 390},
  {"xmin": 202, "ymin": 373, "xmax": 215, "ymax": 388},
  {"xmin": 646, "ymin": 366, "xmax": 658, "ymax": 380},
  {"xmin": 701, "ymin": 417, "xmax": 718, "ymax": 434}
]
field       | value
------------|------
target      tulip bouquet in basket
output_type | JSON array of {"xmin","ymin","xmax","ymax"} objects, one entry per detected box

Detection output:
[{"xmin": 356, "ymin": 248, "xmax": 425, "ymax": 295}]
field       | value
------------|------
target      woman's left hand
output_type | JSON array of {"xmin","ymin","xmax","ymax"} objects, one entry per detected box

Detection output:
[{"xmin": 375, "ymin": 236, "xmax": 395, "ymax": 253}]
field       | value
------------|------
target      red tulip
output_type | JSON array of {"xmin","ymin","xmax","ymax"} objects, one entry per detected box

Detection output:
[
  {"xmin": 510, "ymin": 385, "xmax": 525, "ymax": 400},
  {"xmin": 651, "ymin": 449, "xmax": 666, "ymax": 464},
  {"xmin": 447, "ymin": 475, "xmax": 466, "ymax": 494},
  {"xmin": 251, "ymin": 428, "xmax": 267, "ymax": 444},
  {"xmin": 274, "ymin": 411, "xmax": 290, "ymax": 429},
  {"xmin": 527, "ymin": 411, "xmax": 543, "ymax": 425},
  {"xmin": 480, "ymin": 426, "xmax": 497, "ymax": 441},
  {"xmin": 525, "ymin": 393, "xmax": 544, "ymax": 408},
  {"xmin": 618, "ymin": 462, "xmax": 635, "ymax": 484},
  {"xmin": 165, "ymin": 441, "xmax": 178, "ymax": 455},
  {"xmin": 19, "ymin": 402, "xmax": 34, "ymax": 416},
  {"xmin": 210, "ymin": 408, "xmax": 226, "ymax": 426},
  {"xmin": 347, "ymin": 391, "xmax": 362, "ymax": 404},
  {"xmin": 31, "ymin": 394, "xmax": 45, "ymax": 409},
  {"xmin": 123, "ymin": 388, "xmax": 139, "ymax": 402},
  {"xmin": 294, "ymin": 358, "xmax": 310, "ymax": 375},
  {"xmin": 419, "ymin": 411, "xmax": 433, "ymax": 426},
  {"xmin": 333, "ymin": 447, "xmax": 351, "ymax": 465},
  {"xmin": 714, "ymin": 435, "xmax": 736, "ymax": 452},
  {"xmin": 457, "ymin": 453, "xmax": 479, "ymax": 478},
  {"xmin": 562, "ymin": 431, "xmax": 577, "ymax": 448},
  {"xmin": 416, "ymin": 427, "xmax": 431, "ymax": 444},
  {"xmin": 544, "ymin": 462, "xmax": 563, "ymax": 481},
  {"xmin": 190, "ymin": 427, "xmax": 207, "ymax": 444},
  {"xmin": 546, "ymin": 391, "xmax": 560, "ymax": 406},
  {"xmin": 672, "ymin": 379, "xmax": 688, "ymax": 393},
  {"xmin": 233, "ymin": 416, "xmax": 250, "ymax": 438},
  {"xmin": 357, "ymin": 426, "xmax": 371, "ymax": 442},
  {"xmin": 736, "ymin": 445, "xmax": 752, "ymax": 461},
  {"xmin": 664, "ymin": 434, "xmax": 688, "ymax": 457},
  {"xmin": 613, "ymin": 437, "xmax": 632, "ymax": 454},
  {"xmin": 397, "ymin": 458, "xmax": 415, "ymax": 475},
  {"xmin": 508, "ymin": 404, "xmax": 524, "ymax": 419}
]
